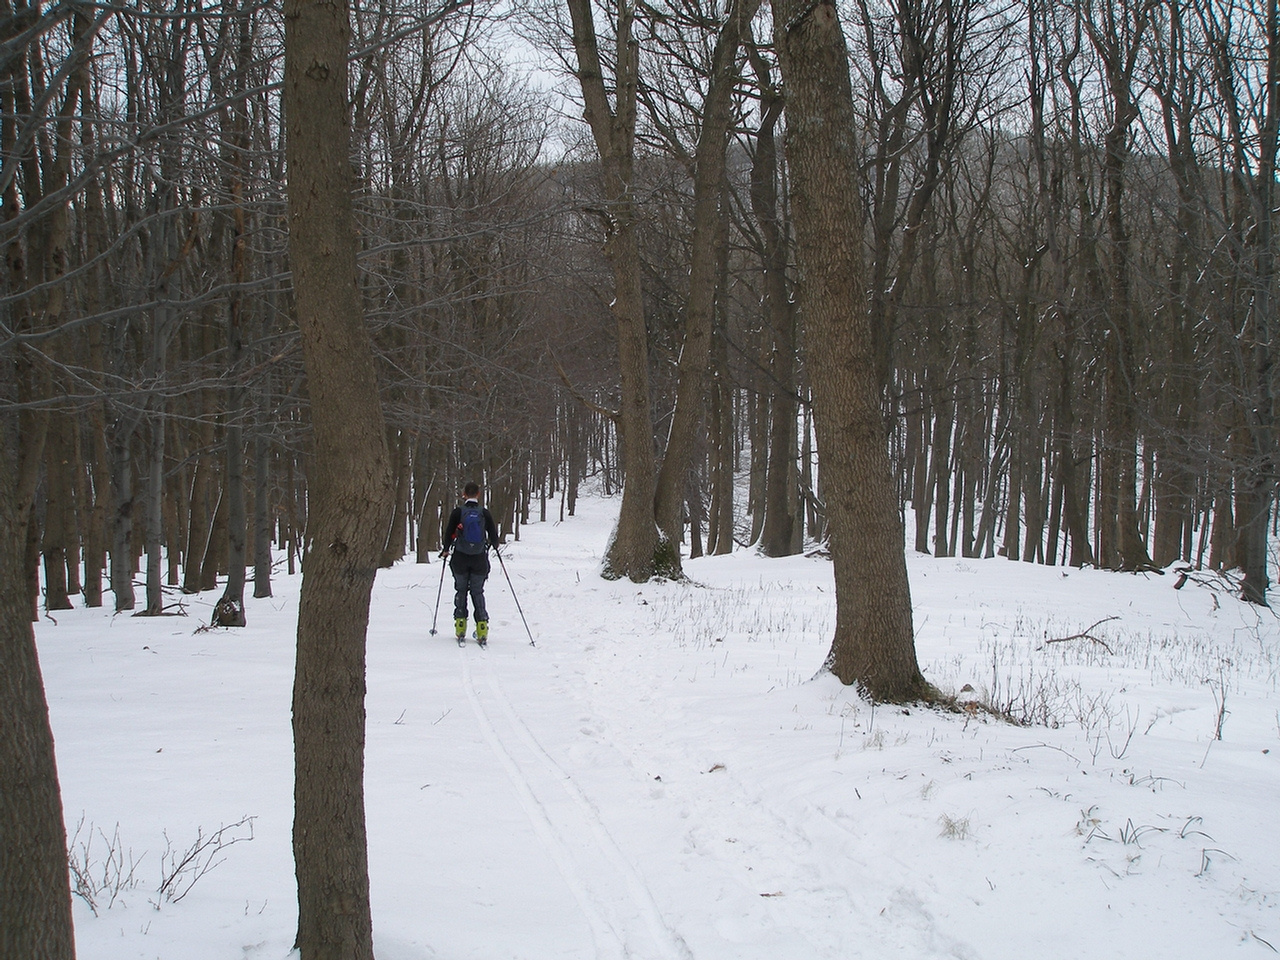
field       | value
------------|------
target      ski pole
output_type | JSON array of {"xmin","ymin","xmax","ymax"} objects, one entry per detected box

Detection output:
[
  {"xmin": 427, "ymin": 548, "xmax": 449, "ymax": 636},
  {"xmin": 493, "ymin": 548, "xmax": 535, "ymax": 646}
]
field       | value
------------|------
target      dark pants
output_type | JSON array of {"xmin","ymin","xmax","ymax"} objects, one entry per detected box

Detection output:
[{"xmin": 451, "ymin": 550, "xmax": 489, "ymax": 622}]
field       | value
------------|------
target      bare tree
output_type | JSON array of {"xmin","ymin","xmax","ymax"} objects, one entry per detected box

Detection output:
[
  {"xmin": 283, "ymin": 0, "xmax": 395, "ymax": 955},
  {"xmin": 773, "ymin": 0, "xmax": 931, "ymax": 700},
  {"xmin": 1199, "ymin": 0, "xmax": 1280, "ymax": 603},
  {"xmin": 1084, "ymin": 0, "xmax": 1159, "ymax": 572},
  {"xmin": 646, "ymin": 0, "xmax": 762, "ymax": 553},
  {"xmin": 746, "ymin": 42, "xmax": 803, "ymax": 558},
  {"xmin": 211, "ymin": 0, "xmax": 256, "ymax": 626},
  {"xmin": 565, "ymin": 0, "xmax": 675, "ymax": 580},
  {"xmin": 0, "ymin": 398, "xmax": 75, "ymax": 960},
  {"xmin": 0, "ymin": 2, "xmax": 84, "ymax": 944}
]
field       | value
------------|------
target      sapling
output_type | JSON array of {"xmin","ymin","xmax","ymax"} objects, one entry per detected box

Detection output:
[
  {"xmin": 1107, "ymin": 707, "xmax": 1139, "ymax": 760},
  {"xmin": 156, "ymin": 816, "xmax": 256, "ymax": 905},
  {"xmin": 67, "ymin": 819, "xmax": 143, "ymax": 916}
]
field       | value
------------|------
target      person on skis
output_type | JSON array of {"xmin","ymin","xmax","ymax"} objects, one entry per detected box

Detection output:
[{"xmin": 439, "ymin": 482, "xmax": 502, "ymax": 643}]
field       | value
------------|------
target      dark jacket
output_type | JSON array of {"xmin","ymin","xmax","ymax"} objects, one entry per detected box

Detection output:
[{"xmin": 442, "ymin": 500, "xmax": 501, "ymax": 554}]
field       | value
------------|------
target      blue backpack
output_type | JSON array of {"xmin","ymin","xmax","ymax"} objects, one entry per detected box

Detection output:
[{"xmin": 456, "ymin": 503, "xmax": 486, "ymax": 555}]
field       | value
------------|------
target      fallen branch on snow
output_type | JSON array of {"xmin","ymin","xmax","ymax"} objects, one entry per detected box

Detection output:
[{"xmin": 1039, "ymin": 616, "xmax": 1118, "ymax": 655}]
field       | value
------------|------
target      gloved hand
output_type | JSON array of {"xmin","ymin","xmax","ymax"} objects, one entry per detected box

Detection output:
[{"xmin": 438, "ymin": 547, "xmax": 448, "ymax": 559}]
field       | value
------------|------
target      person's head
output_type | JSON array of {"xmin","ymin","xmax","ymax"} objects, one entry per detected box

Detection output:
[{"xmin": 463, "ymin": 481, "xmax": 480, "ymax": 502}]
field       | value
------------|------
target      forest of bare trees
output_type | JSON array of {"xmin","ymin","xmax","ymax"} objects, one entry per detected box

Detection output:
[
  {"xmin": 2, "ymin": 0, "xmax": 1277, "ymax": 621},
  {"xmin": 5, "ymin": 0, "xmax": 1277, "ymax": 627}
]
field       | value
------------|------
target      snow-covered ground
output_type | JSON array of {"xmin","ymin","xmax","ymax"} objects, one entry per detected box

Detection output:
[{"xmin": 36, "ymin": 493, "xmax": 1280, "ymax": 959}]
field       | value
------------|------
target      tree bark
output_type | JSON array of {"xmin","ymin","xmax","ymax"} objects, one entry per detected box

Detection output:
[
  {"xmin": 144, "ymin": 406, "xmax": 166, "ymax": 615},
  {"xmin": 653, "ymin": 0, "xmax": 760, "ymax": 549},
  {"xmin": 253, "ymin": 422, "xmax": 274, "ymax": 598},
  {"xmin": 0, "ymin": 402, "xmax": 74, "ymax": 960},
  {"xmin": 774, "ymin": 0, "xmax": 930, "ymax": 701},
  {"xmin": 1239, "ymin": 0, "xmax": 1279, "ymax": 604},
  {"xmin": 709, "ymin": 326, "xmax": 735, "ymax": 555},
  {"xmin": 81, "ymin": 138, "xmax": 110, "ymax": 607},
  {"xmin": 747, "ymin": 386, "xmax": 768, "ymax": 545},
  {"xmin": 41, "ymin": 413, "xmax": 74, "ymax": 610},
  {"xmin": 379, "ymin": 428, "xmax": 410, "ymax": 567},
  {"xmin": 567, "ymin": 0, "xmax": 673, "ymax": 580},
  {"xmin": 752, "ymin": 76, "xmax": 802, "ymax": 558},
  {"xmin": 932, "ymin": 390, "xmax": 953, "ymax": 559},
  {"xmin": 109, "ymin": 413, "xmax": 137, "ymax": 611},
  {"xmin": 215, "ymin": 17, "xmax": 253, "ymax": 623},
  {"xmin": 284, "ymin": 0, "xmax": 394, "ymax": 956},
  {"xmin": 1087, "ymin": 0, "xmax": 1156, "ymax": 573},
  {"xmin": 215, "ymin": 410, "xmax": 247, "ymax": 625}
]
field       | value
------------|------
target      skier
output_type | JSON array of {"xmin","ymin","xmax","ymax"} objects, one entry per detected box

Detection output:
[{"xmin": 439, "ymin": 482, "xmax": 501, "ymax": 644}]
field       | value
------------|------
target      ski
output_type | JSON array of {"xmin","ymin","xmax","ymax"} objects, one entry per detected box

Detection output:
[
  {"xmin": 473, "ymin": 633, "xmax": 487, "ymax": 648},
  {"xmin": 456, "ymin": 636, "xmax": 466, "ymax": 647}
]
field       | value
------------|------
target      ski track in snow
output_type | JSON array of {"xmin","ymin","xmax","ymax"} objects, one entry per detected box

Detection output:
[
  {"xmin": 457, "ymin": 642, "xmax": 690, "ymax": 960},
  {"xmin": 568, "ymin": 650, "xmax": 973, "ymax": 960}
]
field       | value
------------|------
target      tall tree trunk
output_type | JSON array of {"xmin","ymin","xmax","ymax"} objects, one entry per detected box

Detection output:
[
  {"xmin": 752, "ymin": 78, "xmax": 801, "ymax": 558},
  {"xmin": 215, "ymin": 12, "xmax": 253, "ymax": 624},
  {"xmin": 109, "ymin": 414, "xmax": 137, "ymax": 612},
  {"xmin": 1239, "ymin": 0, "xmax": 1280, "ymax": 604},
  {"xmin": 284, "ymin": 0, "xmax": 394, "ymax": 955},
  {"xmin": 379, "ymin": 428, "xmax": 410, "ymax": 567},
  {"xmin": 83, "ymin": 407, "xmax": 108, "ymax": 607},
  {"xmin": 0, "ymin": 51, "xmax": 66, "ymax": 907},
  {"xmin": 567, "ymin": 0, "xmax": 673, "ymax": 581},
  {"xmin": 41, "ymin": 413, "xmax": 74, "ymax": 610},
  {"xmin": 253, "ymin": 425, "xmax": 273, "ymax": 598},
  {"xmin": 653, "ymin": 0, "xmax": 760, "ymax": 549},
  {"xmin": 165, "ymin": 466, "xmax": 182, "ymax": 587},
  {"xmin": 413, "ymin": 433, "xmax": 435, "ymax": 561},
  {"xmin": 0, "ymin": 428, "xmax": 75, "ymax": 959},
  {"xmin": 1022, "ymin": 418, "xmax": 1046, "ymax": 563},
  {"xmin": 801, "ymin": 397, "xmax": 823, "ymax": 542},
  {"xmin": 747, "ymin": 388, "xmax": 768, "ymax": 545},
  {"xmin": 183, "ymin": 315, "xmax": 219, "ymax": 592},
  {"xmin": 184, "ymin": 455, "xmax": 212, "ymax": 593},
  {"xmin": 144, "ymin": 261, "xmax": 174, "ymax": 616},
  {"xmin": 144, "ymin": 409, "xmax": 166, "ymax": 615},
  {"xmin": 216, "ymin": 410, "xmax": 248, "ymax": 625},
  {"xmin": 687, "ymin": 470, "xmax": 705, "ymax": 559},
  {"xmin": 1054, "ymin": 340, "xmax": 1094, "ymax": 567},
  {"xmin": 1003, "ymin": 382, "xmax": 1024, "ymax": 560},
  {"xmin": 931, "ymin": 377, "xmax": 953, "ymax": 558},
  {"xmin": 0, "ymin": 47, "xmax": 77, "ymax": 911},
  {"xmin": 774, "ymin": 0, "xmax": 929, "ymax": 701},
  {"xmin": 1089, "ymin": 0, "xmax": 1155, "ymax": 573},
  {"xmin": 708, "ymin": 330, "xmax": 735, "ymax": 555}
]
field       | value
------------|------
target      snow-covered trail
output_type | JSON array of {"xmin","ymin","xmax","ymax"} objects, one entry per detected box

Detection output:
[
  {"xmin": 360, "ymin": 503, "xmax": 979, "ymax": 960},
  {"xmin": 361, "ymin": 509, "xmax": 851, "ymax": 960}
]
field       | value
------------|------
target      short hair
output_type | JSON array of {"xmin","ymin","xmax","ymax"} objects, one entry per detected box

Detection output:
[{"xmin": 464, "ymin": 481, "xmax": 480, "ymax": 498}]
